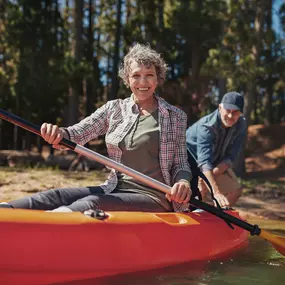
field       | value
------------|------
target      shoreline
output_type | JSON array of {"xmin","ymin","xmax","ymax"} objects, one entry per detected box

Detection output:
[{"xmin": 0, "ymin": 167, "xmax": 284, "ymax": 222}]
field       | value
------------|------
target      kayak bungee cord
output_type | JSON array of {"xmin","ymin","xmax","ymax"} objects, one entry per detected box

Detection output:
[{"xmin": 0, "ymin": 108, "xmax": 284, "ymax": 256}]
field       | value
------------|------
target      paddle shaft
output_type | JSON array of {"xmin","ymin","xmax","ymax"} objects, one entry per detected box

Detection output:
[
  {"xmin": 0, "ymin": 108, "xmax": 260, "ymax": 231},
  {"xmin": 1, "ymin": 108, "xmax": 285, "ymax": 252}
]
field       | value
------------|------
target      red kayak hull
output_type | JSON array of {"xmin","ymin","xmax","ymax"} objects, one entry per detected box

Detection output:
[{"xmin": 0, "ymin": 209, "xmax": 248, "ymax": 284}]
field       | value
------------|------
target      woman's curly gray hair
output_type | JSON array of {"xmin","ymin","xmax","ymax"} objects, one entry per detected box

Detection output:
[{"xmin": 118, "ymin": 43, "xmax": 168, "ymax": 87}]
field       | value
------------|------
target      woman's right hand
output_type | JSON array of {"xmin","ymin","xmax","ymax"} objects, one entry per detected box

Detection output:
[{"xmin": 40, "ymin": 123, "xmax": 64, "ymax": 149}]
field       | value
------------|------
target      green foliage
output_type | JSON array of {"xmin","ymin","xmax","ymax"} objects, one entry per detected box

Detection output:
[
  {"xmin": 204, "ymin": 0, "xmax": 284, "ymax": 124},
  {"xmin": 0, "ymin": 0, "xmax": 284, "ymax": 149}
]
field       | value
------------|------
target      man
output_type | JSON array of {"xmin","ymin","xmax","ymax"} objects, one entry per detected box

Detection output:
[{"xmin": 186, "ymin": 92, "xmax": 247, "ymax": 208}]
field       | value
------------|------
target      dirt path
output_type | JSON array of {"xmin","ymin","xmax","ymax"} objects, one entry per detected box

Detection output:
[
  {"xmin": 236, "ymin": 196, "xmax": 285, "ymax": 220},
  {"xmin": 0, "ymin": 168, "xmax": 107, "ymax": 201}
]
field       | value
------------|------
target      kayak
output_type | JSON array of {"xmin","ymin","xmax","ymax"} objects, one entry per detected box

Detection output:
[{"xmin": 0, "ymin": 208, "xmax": 248, "ymax": 285}]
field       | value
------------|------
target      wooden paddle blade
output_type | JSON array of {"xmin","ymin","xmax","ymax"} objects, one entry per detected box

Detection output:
[
  {"xmin": 272, "ymin": 237, "xmax": 285, "ymax": 256},
  {"xmin": 259, "ymin": 230, "xmax": 285, "ymax": 256}
]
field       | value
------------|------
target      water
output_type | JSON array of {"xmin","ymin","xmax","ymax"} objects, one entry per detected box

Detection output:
[
  {"xmin": 61, "ymin": 231, "xmax": 285, "ymax": 285},
  {"xmin": 198, "ymin": 235, "xmax": 285, "ymax": 285}
]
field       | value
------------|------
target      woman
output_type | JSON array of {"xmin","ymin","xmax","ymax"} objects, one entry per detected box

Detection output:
[{"xmin": 0, "ymin": 44, "xmax": 192, "ymax": 213}]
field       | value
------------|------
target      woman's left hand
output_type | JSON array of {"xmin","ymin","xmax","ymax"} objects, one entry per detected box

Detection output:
[{"xmin": 166, "ymin": 181, "xmax": 192, "ymax": 204}]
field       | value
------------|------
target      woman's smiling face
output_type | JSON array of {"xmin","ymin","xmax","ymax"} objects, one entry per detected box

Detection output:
[{"xmin": 128, "ymin": 61, "xmax": 158, "ymax": 103}]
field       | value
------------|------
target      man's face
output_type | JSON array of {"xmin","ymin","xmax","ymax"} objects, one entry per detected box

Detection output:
[{"xmin": 219, "ymin": 104, "xmax": 242, "ymax": 128}]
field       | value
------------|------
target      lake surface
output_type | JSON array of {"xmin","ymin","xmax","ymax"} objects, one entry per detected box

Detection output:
[{"xmin": 61, "ymin": 229, "xmax": 285, "ymax": 285}]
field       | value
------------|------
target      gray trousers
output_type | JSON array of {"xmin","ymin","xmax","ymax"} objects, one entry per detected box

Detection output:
[{"xmin": 9, "ymin": 186, "xmax": 171, "ymax": 212}]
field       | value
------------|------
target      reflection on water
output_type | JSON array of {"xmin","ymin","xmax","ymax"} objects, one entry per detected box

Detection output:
[{"xmin": 60, "ymin": 232, "xmax": 285, "ymax": 285}]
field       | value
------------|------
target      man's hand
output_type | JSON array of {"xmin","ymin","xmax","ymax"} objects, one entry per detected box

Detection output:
[
  {"xmin": 202, "ymin": 169, "xmax": 230, "ymax": 208},
  {"xmin": 213, "ymin": 192, "xmax": 230, "ymax": 208},
  {"xmin": 166, "ymin": 181, "xmax": 192, "ymax": 204}
]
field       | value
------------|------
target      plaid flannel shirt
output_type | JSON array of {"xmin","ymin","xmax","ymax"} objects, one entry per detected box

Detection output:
[{"xmin": 67, "ymin": 94, "xmax": 192, "ymax": 211}]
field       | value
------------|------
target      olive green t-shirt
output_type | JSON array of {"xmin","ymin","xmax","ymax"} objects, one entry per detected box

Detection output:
[{"xmin": 117, "ymin": 110, "xmax": 172, "ymax": 210}]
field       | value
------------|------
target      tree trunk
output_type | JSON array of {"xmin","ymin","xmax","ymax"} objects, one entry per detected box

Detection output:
[
  {"xmin": 244, "ymin": 85, "xmax": 255, "ymax": 126},
  {"xmin": 86, "ymin": 0, "xmax": 95, "ymax": 116},
  {"xmin": 218, "ymin": 78, "xmax": 226, "ymax": 100},
  {"xmin": 156, "ymin": 0, "xmax": 164, "ymax": 53},
  {"xmin": 245, "ymin": 6, "xmax": 264, "ymax": 125},
  {"xmin": 0, "ymin": 0, "xmax": 7, "ymax": 148},
  {"xmin": 63, "ymin": 0, "xmax": 70, "ymax": 53},
  {"xmin": 109, "ymin": 0, "xmax": 122, "ymax": 100},
  {"xmin": 106, "ymin": 51, "xmax": 111, "ymax": 98},
  {"xmin": 68, "ymin": 0, "xmax": 83, "ymax": 125},
  {"xmin": 126, "ymin": 0, "xmax": 131, "ymax": 22},
  {"xmin": 142, "ymin": 0, "xmax": 156, "ymax": 44},
  {"xmin": 191, "ymin": 0, "xmax": 202, "ymax": 95},
  {"xmin": 263, "ymin": 0, "xmax": 273, "ymax": 125},
  {"xmin": 251, "ymin": 5, "xmax": 264, "ymax": 124}
]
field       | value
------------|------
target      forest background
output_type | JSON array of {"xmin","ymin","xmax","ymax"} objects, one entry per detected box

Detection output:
[{"xmin": 0, "ymin": 0, "xmax": 284, "ymax": 177}]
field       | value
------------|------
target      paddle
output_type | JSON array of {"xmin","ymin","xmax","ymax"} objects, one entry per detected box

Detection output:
[{"xmin": 0, "ymin": 108, "xmax": 285, "ymax": 256}]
